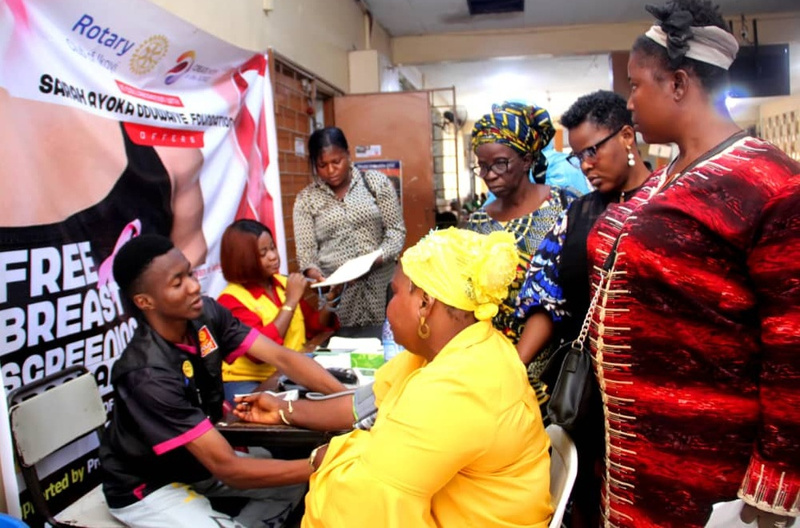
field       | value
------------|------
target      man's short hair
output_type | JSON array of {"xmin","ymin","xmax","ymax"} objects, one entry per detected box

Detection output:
[{"xmin": 113, "ymin": 234, "xmax": 174, "ymax": 298}]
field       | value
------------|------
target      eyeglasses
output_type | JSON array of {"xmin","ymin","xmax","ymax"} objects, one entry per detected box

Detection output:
[
  {"xmin": 470, "ymin": 158, "xmax": 513, "ymax": 178},
  {"xmin": 566, "ymin": 126, "xmax": 624, "ymax": 168}
]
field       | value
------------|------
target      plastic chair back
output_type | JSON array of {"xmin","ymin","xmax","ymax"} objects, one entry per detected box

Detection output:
[{"xmin": 546, "ymin": 424, "xmax": 578, "ymax": 528}]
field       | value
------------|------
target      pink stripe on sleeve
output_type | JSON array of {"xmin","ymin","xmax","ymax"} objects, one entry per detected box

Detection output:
[
  {"xmin": 224, "ymin": 328, "xmax": 259, "ymax": 364},
  {"xmin": 152, "ymin": 419, "xmax": 213, "ymax": 455},
  {"xmin": 175, "ymin": 343, "xmax": 196, "ymax": 354}
]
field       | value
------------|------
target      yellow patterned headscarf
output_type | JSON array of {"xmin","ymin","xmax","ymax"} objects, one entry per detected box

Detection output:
[
  {"xmin": 400, "ymin": 228, "xmax": 517, "ymax": 321},
  {"xmin": 471, "ymin": 101, "xmax": 555, "ymax": 183}
]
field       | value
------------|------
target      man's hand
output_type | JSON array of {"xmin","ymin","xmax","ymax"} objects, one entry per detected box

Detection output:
[
  {"xmin": 233, "ymin": 393, "xmax": 285, "ymax": 425},
  {"xmin": 741, "ymin": 504, "xmax": 796, "ymax": 527}
]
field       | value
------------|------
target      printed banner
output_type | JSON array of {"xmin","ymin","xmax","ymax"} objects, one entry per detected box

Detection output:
[{"xmin": 0, "ymin": 0, "xmax": 284, "ymax": 523}]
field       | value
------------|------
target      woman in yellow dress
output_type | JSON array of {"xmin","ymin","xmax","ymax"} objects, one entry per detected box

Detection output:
[{"xmin": 236, "ymin": 228, "xmax": 552, "ymax": 527}]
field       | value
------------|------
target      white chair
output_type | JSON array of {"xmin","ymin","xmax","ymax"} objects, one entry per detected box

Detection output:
[
  {"xmin": 8, "ymin": 366, "xmax": 124, "ymax": 528},
  {"xmin": 546, "ymin": 424, "xmax": 578, "ymax": 528}
]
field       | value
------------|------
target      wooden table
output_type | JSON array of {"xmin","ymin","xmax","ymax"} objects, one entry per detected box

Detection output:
[{"xmin": 216, "ymin": 419, "xmax": 340, "ymax": 448}]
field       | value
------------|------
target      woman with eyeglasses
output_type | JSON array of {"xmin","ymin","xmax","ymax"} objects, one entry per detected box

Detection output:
[
  {"xmin": 518, "ymin": 90, "xmax": 651, "ymax": 347},
  {"xmin": 516, "ymin": 90, "xmax": 650, "ymax": 528},
  {"xmin": 467, "ymin": 102, "xmax": 578, "ymax": 404},
  {"xmin": 293, "ymin": 127, "xmax": 406, "ymax": 328}
]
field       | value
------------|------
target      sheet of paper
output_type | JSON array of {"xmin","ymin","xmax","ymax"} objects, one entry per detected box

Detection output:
[
  {"xmin": 704, "ymin": 500, "xmax": 755, "ymax": 528},
  {"xmin": 312, "ymin": 249, "xmax": 382, "ymax": 288},
  {"xmin": 327, "ymin": 337, "xmax": 382, "ymax": 353}
]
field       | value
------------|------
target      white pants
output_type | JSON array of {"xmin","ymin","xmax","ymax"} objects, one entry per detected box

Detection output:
[{"xmin": 109, "ymin": 478, "xmax": 305, "ymax": 528}]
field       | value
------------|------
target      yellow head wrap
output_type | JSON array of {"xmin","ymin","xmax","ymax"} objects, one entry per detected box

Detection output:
[{"xmin": 400, "ymin": 228, "xmax": 517, "ymax": 321}]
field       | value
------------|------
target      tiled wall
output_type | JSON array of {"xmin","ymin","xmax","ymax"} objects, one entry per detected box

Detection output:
[
  {"xmin": 272, "ymin": 59, "xmax": 331, "ymax": 270},
  {"xmin": 760, "ymin": 97, "xmax": 800, "ymax": 162}
]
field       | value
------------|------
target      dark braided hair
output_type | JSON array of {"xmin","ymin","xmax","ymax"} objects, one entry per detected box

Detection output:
[{"xmin": 632, "ymin": 0, "xmax": 732, "ymax": 95}]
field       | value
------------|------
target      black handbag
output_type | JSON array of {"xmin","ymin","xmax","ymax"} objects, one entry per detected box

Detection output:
[
  {"xmin": 543, "ymin": 225, "xmax": 623, "ymax": 434},
  {"xmin": 545, "ymin": 340, "xmax": 595, "ymax": 434}
]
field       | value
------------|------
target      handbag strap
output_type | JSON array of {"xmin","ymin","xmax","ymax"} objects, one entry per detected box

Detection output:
[
  {"xmin": 573, "ymin": 279, "xmax": 601, "ymax": 350},
  {"xmin": 360, "ymin": 168, "xmax": 379, "ymax": 203},
  {"xmin": 572, "ymin": 216, "xmax": 630, "ymax": 351}
]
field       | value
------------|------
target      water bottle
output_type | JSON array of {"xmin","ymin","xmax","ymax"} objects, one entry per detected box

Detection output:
[{"xmin": 382, "ymin": 318, "xmax": 403, "ymax": 363}]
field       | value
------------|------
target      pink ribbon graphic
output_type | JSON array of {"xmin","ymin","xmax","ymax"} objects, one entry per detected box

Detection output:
[{"xmin": 97, "ymin": 219, "xmax": 142, "ymax": 289}]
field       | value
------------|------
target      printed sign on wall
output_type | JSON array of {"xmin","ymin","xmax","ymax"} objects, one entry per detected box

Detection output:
[{"xmin": 0, "ymin": 0, "xmax": 284, "ymax": 523}]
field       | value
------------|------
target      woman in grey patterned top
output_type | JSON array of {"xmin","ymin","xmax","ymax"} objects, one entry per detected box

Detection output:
[{"xmin": 293, "ymin": 127, "xmax": 406, "ymax": 327}]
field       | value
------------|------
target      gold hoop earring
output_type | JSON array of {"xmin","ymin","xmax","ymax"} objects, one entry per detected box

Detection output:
[{"xmin": 417, "ymin": 316, "xmax": 431, "ymax": 339}]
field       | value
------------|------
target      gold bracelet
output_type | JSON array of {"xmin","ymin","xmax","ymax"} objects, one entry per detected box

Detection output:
[
  {"xmin": 281, "ymin": 304, "xmax": 294, "ymax": 312},
  {"xmin": 278, "ymin": 400, "xmax": 294, "ymax": 425},
  {"xmin": 308, "ymin": 445, "xmax": 323, "ymax": 471}
]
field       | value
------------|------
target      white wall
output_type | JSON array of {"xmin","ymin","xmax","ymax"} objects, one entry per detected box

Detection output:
[
  {"xmin": 393, "ymin": 12, "xmax": 800, "ymax": 65},
  {"xmin": 148, "ymin": 0, "xmax": 369, "ymax": 92}
]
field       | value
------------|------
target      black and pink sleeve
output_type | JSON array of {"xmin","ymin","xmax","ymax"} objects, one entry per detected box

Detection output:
[
  {"xmin": 119, "ymin": 369, "xmax": 213, "ymax": 456},
  {"xmin": 204, "ymin": 297, "xmax": 261, "ymax": 364}
]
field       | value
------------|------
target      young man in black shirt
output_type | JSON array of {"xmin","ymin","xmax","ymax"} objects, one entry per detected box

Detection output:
[{"xmin": 100, "ymin": 234, "xmax": 345, "ymax": 528}]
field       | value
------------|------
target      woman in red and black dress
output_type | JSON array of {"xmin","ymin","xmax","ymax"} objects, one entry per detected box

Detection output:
[{"xmin": 584, "ymin": 1, "xmax": 800, "ymax": 526}]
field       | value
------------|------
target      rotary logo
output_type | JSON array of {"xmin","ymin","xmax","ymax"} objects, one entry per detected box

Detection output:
[{"xmin": 129, "ymin": 35, "xmax": 169, "ymax": 75}]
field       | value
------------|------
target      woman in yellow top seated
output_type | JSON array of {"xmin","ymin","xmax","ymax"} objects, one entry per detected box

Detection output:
[
  {"xmin": 236, "ymin": 228, "xmax": 552, "ymax": 527},
  {"xmin": 218, "ymin": 219, "xmax": 339, "ymax": 403}
]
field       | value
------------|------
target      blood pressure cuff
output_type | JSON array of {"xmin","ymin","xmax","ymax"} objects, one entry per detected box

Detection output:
[{"xmin": 353, "ymin": 382, "xmax": 377, "ymax": 430}]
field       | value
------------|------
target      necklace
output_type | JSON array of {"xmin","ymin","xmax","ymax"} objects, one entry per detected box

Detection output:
[
  {"xmin": 618, "ymin": 168, "xmax": 650, "ymax": 203},
  {"xmin": 619, "ymin": 183, "xmax": 645, "ymax": 203}
]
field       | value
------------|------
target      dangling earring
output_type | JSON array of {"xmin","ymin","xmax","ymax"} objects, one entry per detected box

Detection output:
[
  {"xmin": 417, "ymin": 316, "xmax": 431, "ymax": 339},
  {"xmin": 627, "ymin": 145, "xmax": 636, "ymax": 167}
]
